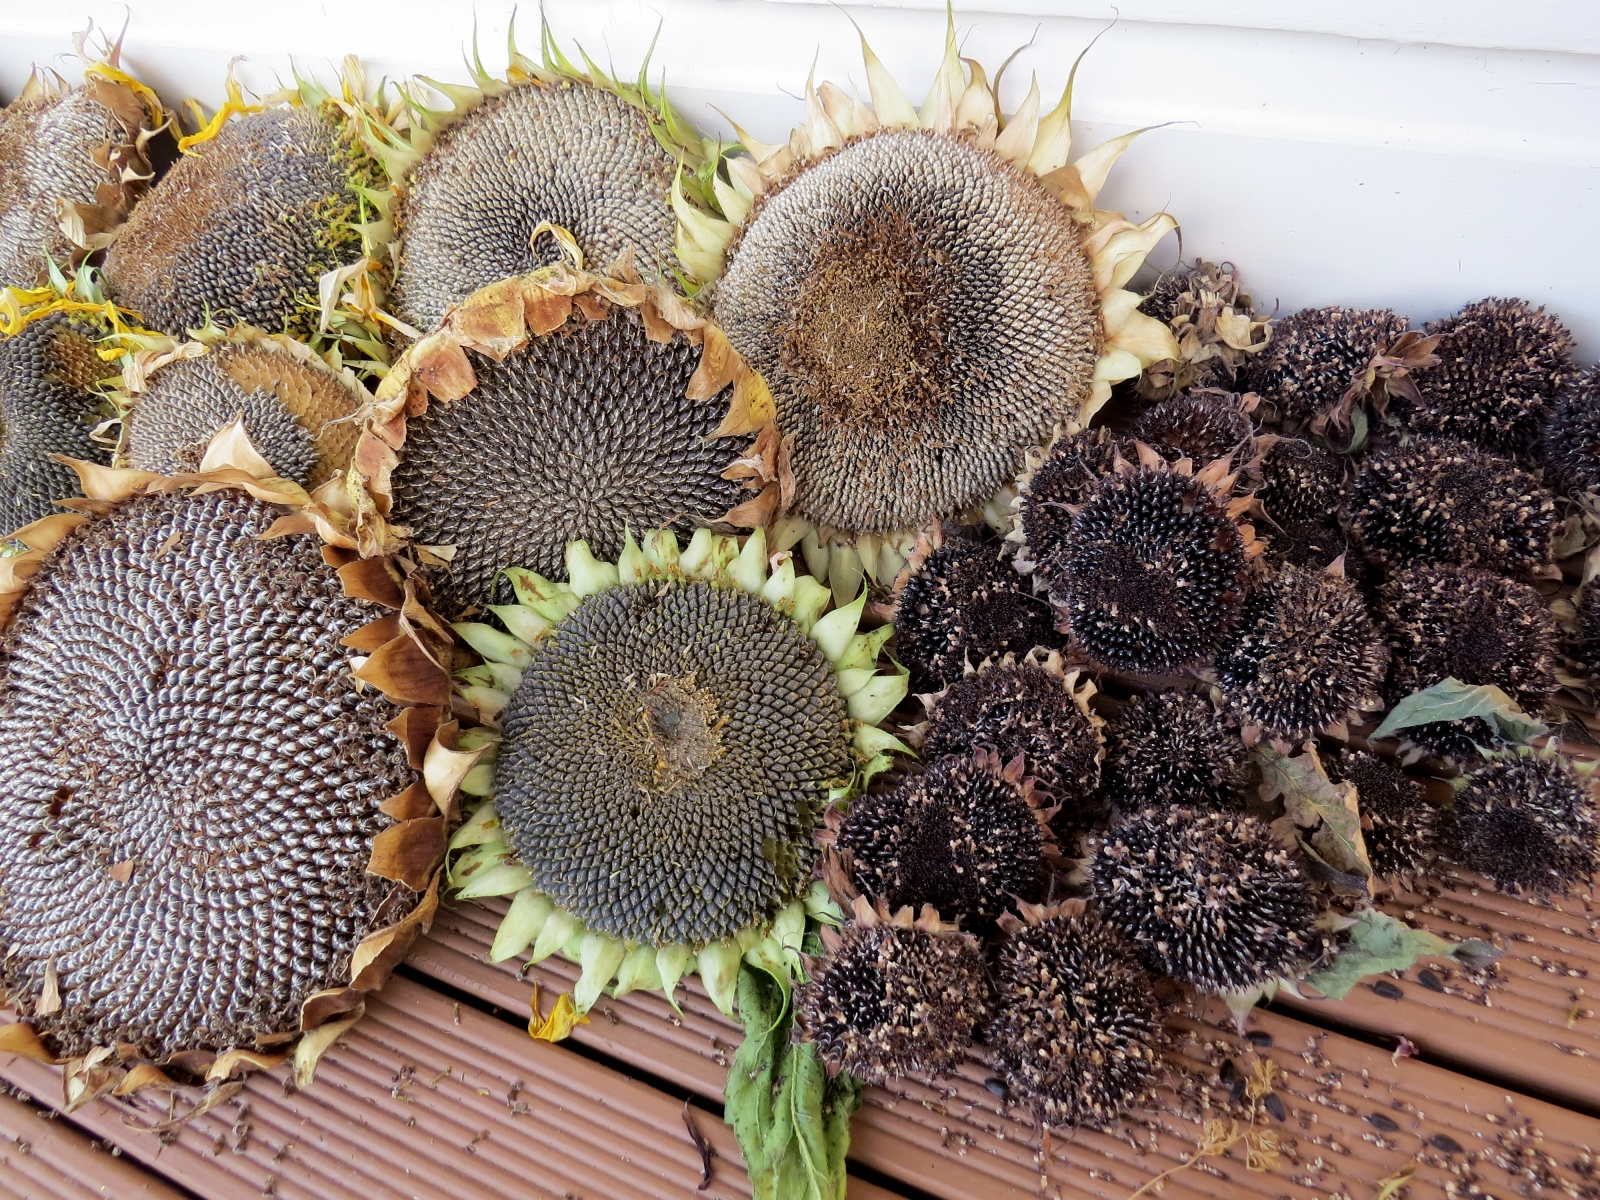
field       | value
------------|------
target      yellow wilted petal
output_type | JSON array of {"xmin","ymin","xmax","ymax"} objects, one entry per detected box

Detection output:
[
  {"xmin": 993, "ymin": 74, "xmax": 1040, "ymax": 166},
  {"xmin": 528, "ymin": 986, "xmax": 588, "ymax": 1042},
  {"xmin": 952, "ymin": 71, "xmax": 996, "ymax": 134},
  {"xmin": 1071, "ymin": 127, "xmax": 1161, "ymax": 209},
  {"xmin": 1091, "ymin": 212, "xmax": 1179, "ymax": 294},
  {"xmin": 711, "ymin": 172, "xmax": 752, "ymax": 227},
  {"xmin": 919, "ymin": 5, "xmax": 966, "ymax": 133},
  {"xmin": 1108, "ymin": 309, "xmax": 1181, "ymax": 367},
  {"xmin": 803, "ymin": 63, "xmax": 843, "ymax": 153},
  {"xmin": 671, "ymin": 171, "xmax": 734, "ymax": 282},
  {"xmin": 1092, "ymin": 347, "xmax": 1143, "ymax": 384},
  {"xmin": 817, "ymin": 81, "xmax": 863, "ymax": 139},
  {"xmin": 858, "ymin": 31, "xmax": 918, "ymax": 129},
  {"xmin": 294, "ymin": 1009, "xmax": 363, "ymax": 1089},
  {"xmin": 1099, "ymin": 288, "xmax": 1144, "ymax": 338}
]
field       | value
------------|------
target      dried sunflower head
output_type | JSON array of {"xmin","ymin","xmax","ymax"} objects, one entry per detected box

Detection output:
[
  {"xmin": 829, "ymin": 748, "xmax": 1054, "ymax": 928},
  {"xmin": 1101, "ymin": 691, "xmax": 1250, "ymax": 811},
  {"xmin": 121, "ymin": 327, "xmax": 367, "ymax": 487},
  {"xmin": 1440, "ymin": 752, "xmax": 1597, "ymax": 896},
  {"xmin": 1090, "ymin": 807, "xmax": 1318, "ymax": 995},
  {"xmin": 1259, "ymin": 516, "xmax": 1349, "ymax": 573},
  {"xmin": 794, "ymin": 900, "xmax": 989, "ymax": 1085},
  {"xmin": 1215, "ymin": 563, "xmax": 1388, "ymax": 741},
  {"xmin": 894, "ymin": 536, "xmax": 1057, "ymax": 689},
  {"xmin": 676, "ymin": 15, "xmax": 1177, "ymax": 583},
  {"xmin": 1017, "ymin": 426, "xmax": 1125, "ymax": 562},
  {"xmin": 990, "ymin": 901, "xmax": 1165, "ymax": 1128},
  {"xmin": 1256, "ymin": 437, "xmax": 1344, "ymax": 523},
  {"xmin": 1347, "ymin": 439, "xmax": 1556, "ymax": 575},
  {"xmin": 920, "ymin": 655, "xmax": 1104, "ymax": 822},
  {"xmin": 1326, "ymin": 751, "xmax": 1436, "ymax": 880},
  {"xmin": 1543, "ymin": 365, "xmax": 1600, "ymax": 502},
  {"xmin": 0, "ymin": 435, "xmax": 459, "ymax": 1098},
  {"xmin": 1044, "ymin": 456, "xmax": 1256, "ymax": 673},
  {"xmin": 1243, "ymin": 305, "xmax": 1409, "ymax": 431},
  {"xmin": 357, "ymin": 269, "xmax": 779, "ymax": 617},
  {"xmin": 0, "ymin": 40, "xmax": 165, "ymax": 288},
  {"xmin": 449, "ymin": 528, "xmax": 911, "ymax": 1020},
  {"xmin": 388, "ymin": 28, "xmax": 705, "ymax": 333},
  {"xmin": 1135, "ymin": 260, "xmax": 1270, "ymax": 399},
  {"xmin": 1409, "ymin": 298, "xmax": 1575, "ymax": 458},
  {"xmin": 1132, "ymin": 391, "xmax": 1255, "ymax": 467}
]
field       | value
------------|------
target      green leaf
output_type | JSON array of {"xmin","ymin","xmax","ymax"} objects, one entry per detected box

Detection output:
[
  {"xmin": 1256, "ymin": 744, "xmax": 1372, "ymax": 880},
  {"xmin": 724, "ymin": 966, "xmax": 861, "ymax": 1200},
  {"xmin": 1304, "ymin": 909, "xmax": 1494, "ymax": 1000},
  {"xmin": 1371, "ymin": 677, "xmax": 1548, "ymax": 745}
]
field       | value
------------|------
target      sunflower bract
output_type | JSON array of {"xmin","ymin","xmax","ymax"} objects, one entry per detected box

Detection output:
[
  {"xmin": 714, "ymin": 130, "xmax": 1100, "ymax": 537},
  {"xmin": 0, "ymin": 491, "xmax": 415, "ymax": 1058},
  {"xmin": 393, "ymin": 83, "xmax": 678, "ymax": 333},
  {"xmin": 1441, "ymin": 755, "xmax": 1598, "ymax": 896},
  {"xmin": 0, "ymin": 312, "xmax": 113, "ymax": 529},
  {"xmin": 494, "ymin": 581, "xmax": 850, "ymax": 947},
  {"xmin": 387, "ymin": 307, "xmax": 746, "ymax": 614}
]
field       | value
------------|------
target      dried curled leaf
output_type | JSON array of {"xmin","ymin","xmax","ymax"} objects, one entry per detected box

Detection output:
[
  {"xmin": 1256, "ymin": 743, "xmax": 1372, "ymax": 881},
  {"xmin": 1303, "ymin": 909, "xmax": 1499, "ymax": 1000},
  {"xmin": 1371, "ymin": 677, "xmax": 1548, "ymax": 746}
]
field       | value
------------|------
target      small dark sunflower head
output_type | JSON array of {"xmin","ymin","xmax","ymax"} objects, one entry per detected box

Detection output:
[
  {"xmin": 1243, "ymin": 306, "xmax": 1409, "ymax": 430},
  {"xmin": 1101, "ymin": 691, "xmax": 1250, "ymax": 811},
  {"xmin": 1132, "ymin": 391, "xmax": 1255, "ymax": 466},
  {"xmin": 921, "ymin": 658, "xmax": 1103, "ymax": 825},
  {"xmin": 1260, "ymin": 516, "xmax": 1349, "ymax": 573},
  {"xmin": 989, "ymin": 902, "xmax": 1165, "ymax": 1128},
  {"xmin": 1090, "ymin": 807, "xmax": 1318, "ymax": 994},
  {"xmin": 1018, "ymin": 427, "xmax": 1124, "ymax": 560},
  {"xmin": 1572, "ymin": 583, "xmax": 1600, "ymax": 676},
  {"xmin": 1543, "ymin": 365, "xmax": 1600, "ymax": 500},
  {"xmin": 1216, "ymin": 564, "xmax": 1388, "ymax": 741},
  {"xmin": 1044, "ymin": 465, "xmax": 1252, "ymax": 673},
  {"xmin": 1347, "ymin": 439, "xmax": 1556, "ymax": 575},
  {"xmin": 831, "ymin": 749, "xmax": 1052, "ymax": 928},
  {"xmin": 1410, "ymin": 298, "xmax": 1576, "ymax": 458},
  {"xmin": 894, "ymin": 536, "xmax": 1057, "ymax": 689},
  {"xmin": 1257, "ymin": 438, "xmax": 1344, "ymax": 522},
  {"xmin": 1440, "ymin": 754, "xmax": 1598, "ymax": 896},
  {"xmin": 1326, "ymin": 750, "xmax": 1436, "ymax": 879},
  {"xmin": 794, "ymin": 905, "xmax": 990, "ymax": 1085}
]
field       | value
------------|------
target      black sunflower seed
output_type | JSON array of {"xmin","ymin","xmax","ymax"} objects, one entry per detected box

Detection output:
[
  {"xmin": 1245, "ymin": 1031, "xmax": 1274, "ymax": 1048},
  {"xmin": 1371, "ymin": 980, "xmax": 1405, "ymax": 1000},
  {"xmin": 1431, "ymin": 1133, "xmax": 1463, "ymax": 1154},
  {"xmin": 1262, "ymin": 1092, "xmax": 1287, "ymax": 1122},
  {"xmin": 1368, "ymin": 1112, "xmax": 1400, "ymax": 1132},
  {"xmin": 1418, "ymin": 969, "xmax": 1446, "ymax": 992}
]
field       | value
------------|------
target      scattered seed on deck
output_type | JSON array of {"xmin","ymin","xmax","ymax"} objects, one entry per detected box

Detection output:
[
  {"xmin": 1431, "ymin": 1133, "xmax": 1463, "ymax": 1153},
  {"xmin": 1371, "ymin": 980, "xmax": 1405, "ymax": 1000},
  {"xmin": 1245, "ymin": 1031, "xmax": 1273, "ymax": 1048},
  {"xmin": 1367, "ymin": 1112, "xmax": 1400, "ymax": 1132}
]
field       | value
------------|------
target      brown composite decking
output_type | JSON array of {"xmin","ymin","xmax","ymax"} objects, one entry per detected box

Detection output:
[{"xmin": 1, "ymin": 879, "xmax": 1596, "ymax": 1200}]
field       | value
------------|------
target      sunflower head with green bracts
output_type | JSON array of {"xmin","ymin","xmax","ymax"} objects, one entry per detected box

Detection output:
[{"xmin": 446, "ymin": 526, "xmax": 910, "ymax": 1024}]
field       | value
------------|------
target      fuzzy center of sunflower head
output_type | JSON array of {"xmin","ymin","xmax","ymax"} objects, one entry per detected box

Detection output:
[
  {"xmin": 783, "ymin": 208, "xmax": 959, "ymax": 432},
  {"xmin": 1083, "ymin": 542, "xmax": 1189, "ymax": 634},
  {"xmin": 638, "ymin": 672, "xmax": 725, "ymax": 793},
  {"xmin": 1452, "ymin": 622, "xmax": 1514, "ymax": 677}
]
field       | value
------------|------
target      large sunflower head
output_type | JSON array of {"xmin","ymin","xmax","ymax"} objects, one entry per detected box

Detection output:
[
  {"xmin": 101, "ymin": 60, "xmax": 398, "ymax": 372},
  {"xmin": 445, "ymin": 527, "xmax": 909, "ymax": 1023},
  {"xmin": 350, "ymin": 261, "xmax": 783, "ymax": 616},
  {"xmin": 384, "ymin": 22, "xmax": 709, "ymax": 334},
  {"xmin": 0, "ymin": 429, "xmax": 471, "ymax": 1108},
  {"xmin": 673, "ymin": 13, "xmax": 1179, "ymax": 583},
  {"xmin": 0, "ymin": 33, "xmax": 167, "ymax": 289}
]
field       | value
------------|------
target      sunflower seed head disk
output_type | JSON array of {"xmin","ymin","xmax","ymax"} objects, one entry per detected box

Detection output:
[
  {"xmin": 1326, "ymin": 750, "xmax": 1436, "ymax": 880},
  {"xmin": 0, "ymin": 312, "xmax": 114, "ymax": 528},
  {"xmin": 989, "ymin": 905, "xmax": 1165, "ymax": 1129},
  {"xmin": 1440, "ymin": 754, "xmax": 1598, "ymax": 897},
  {"xmin": 393, "ymin": 84, "xmax": 678, "ymax": 332},
  {"xmin": 1132, "ymin": 391, "xmax": 1255, "ymax": 467},
  {"xmin": 0, "ymin": 491, "xmax": 416, "ymax": 1058},
  {"xmin": 1243, "ymin": 306, "xmax": 1409, "ymax": 430},
  {"xmin": 895, "ymin": 538, "xmax": 1056, "ymax": 689},
  {"xmin": 833, "ymin": 750, "xmax": 1050, "ymax": 928},
  {"xmin": 1101, "ymin": 691, "xmax": 1250, "ymax": 811},
  {"xmin": 388, "ymin": 307, "xmax": 746, "ymax": 615},
  {"xmin": 1543, "ymin": 365, "xmax": 1600, "ymax": 502},
  {"xmin": 922, "ymin": 661, "xmax": 1103, "ymax": 823},
  {"xmin": 1044, "ymin": 466, "xmax": 1251, "ymax": 673},
  {"xmin": 1216, "ymin": 564, "xmax": 1388, "ymax": 742},
  {"xmin": 1018, "ymin": 427, "xmax": 1125, "ymax": 558},
  {"xmin": 1090, "ymin": 807, "xmax": 1318, "ymax": 995},
  {"xmin": 1257, "ymin": 438, "xmax": 1344, "ymax": 523},
  {"xmin": 713, "ymin": 130, "xmax": 1101, "ymax": 538},
  {"xmin": 794, "ymin": 908, "xmax": 990, "ymax": 1086},
  {"xmin": 1348, "ymin": 439, "xmax": 1556, "ymax": 575},
  {"xmin": 1409, "ymin": 297, "xmax": 1576, "ymax": 459}
]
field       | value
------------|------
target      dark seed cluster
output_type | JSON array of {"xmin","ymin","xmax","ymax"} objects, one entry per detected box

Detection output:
[
  {"xmin": 1260, "ymin": 516, "xmax": 1348, "ymax": 573},
  {"xmin": 988, "ymin": 910, "xmax": 1165, "ymax": 1128},
  {"xmin": 0, "ymin": 491, "xmax": 415, "ymax": 1058},
  {"xmin": 1409, "ymin": 298, "xmax": 1575, "ymax": 458},
  {"xmin": 921, "ymin": 662, "xmax": 1102, "ymax": 818},
  {"xmin": 1132, "ymin": 392, "xmax": 1254, "ymax": 465},
  {"xmin": 393, "ymin": 82, "xmax": 678, "ymax": 333},
  {"xmin": 1243, "ymin": 305, "xmax": 1408, "ymax": 429},
  {"xmin": 1327, "ymin": 750, "xmax": 1436, "ymax": 879},
  {"xmin": 496, "ymin": 581, "xmax": 851, "ymax": 947},
  {"xmin": 715, "ymin": 130, "xmax": 1101, "ymax": 536},
  {"xmin": 1101, "ymin": 691, "xmax": 1250, "ymax": 811},
  {"xmin": 124, "ymin": 344, "xmax": 361, "ymax": 486},
  {"xmin": 0, "ymin": 312, "xmax": 113, "ymax": 530},
  {"xmin": 0, "ymin": 88, "xmax": 123, "ymax": 287},
  {"xmin": 1347, "ymin": 439, "xmax": 1556, "ymax": 575},
  {"xmin": 1542, "ymin": 365, "xmax": 1600, "ymax": 500},
  {"xmin": 388, "ymin": 306, "xmax": 746, "ymax": 614},
  {"xmin": 1044, "ymin": 469, "xmax": 1249, "ymax": 673},
  {"xmin": 1018, "ymin": 426, "xmax": 1124, "ymax": 557},
  {"xmin": 1091, "ymin": 807, "xmax": 1318, "ymax": 994},
  {"xmin": 1215, "ymin": 565, "xmax": 1388, "ymax": 740},
  {"xmin": 1440, "ymin": 755, "xmax": 1598, "ymax": 896},
  {"xmin": 835, "ymin": 753, "xmax": 1047, "ymax": 927},
  {"xmin": 794, "ymin": 921, "xmax": 990, "ymax": 1085},
  {"xmin": 105, "ymin": 107, "xmax": 374, "ymax": 338},
  {"xmin": 894, "ymin": 538, "xmax": 1056, "ymax": 689},
  {"xmin": 1257, "ymin": 438, "xmax": 1344, "ymax": 522}
]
